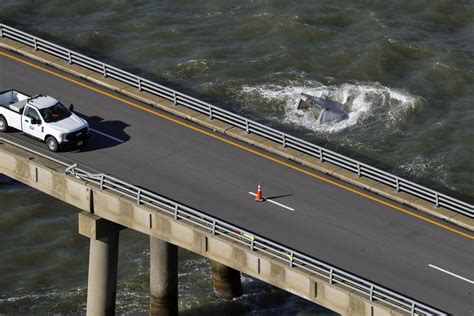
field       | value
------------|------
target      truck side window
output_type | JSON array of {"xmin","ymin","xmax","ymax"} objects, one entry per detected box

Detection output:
[{"xmin": 25, "ymin": 107, "xmax": 40, "ymax": 121}]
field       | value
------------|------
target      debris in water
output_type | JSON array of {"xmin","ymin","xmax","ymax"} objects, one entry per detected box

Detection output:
[{"xmin": 297, "ymin": 93, "xmax": 348, "ymax": 124}]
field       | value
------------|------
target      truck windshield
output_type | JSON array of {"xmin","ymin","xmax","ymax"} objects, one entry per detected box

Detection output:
[{"xmin": 39, "ymin": 102, "xmax": 72, "ymax": 123}]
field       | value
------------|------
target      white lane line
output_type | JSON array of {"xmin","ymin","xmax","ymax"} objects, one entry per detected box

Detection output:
[
  {"xmin": 428, "ymin": 264, "xmax": 474, "ymax": 284},
  {"xmin": 248, "ymin": 192, "xmax": 295, "ymax": 211},
  {"xmin": 90, "ymin": 128, "xmax": 124, "ymax": 143}
]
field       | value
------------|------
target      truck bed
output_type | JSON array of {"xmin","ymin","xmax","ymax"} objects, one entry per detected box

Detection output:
[
  {"xmin": 0, "ymin": 89, "xmax": 30, "ymax": 130},
  {"xmin": 0, "ymin": 89, "xmax": 29, "ymax": 113}
]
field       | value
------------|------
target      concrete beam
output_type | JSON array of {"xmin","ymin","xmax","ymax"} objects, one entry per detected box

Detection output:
[
  {"xmin": 0, "ymin": 143, "xmax": 91, "ymax": 212},
  {"xmin": 150, "ymin": 237, "xmax": 178, "ymax": 316},
  {"xmin": 79, "ymin": 211, "xmax": 125, "ymax": 240}
]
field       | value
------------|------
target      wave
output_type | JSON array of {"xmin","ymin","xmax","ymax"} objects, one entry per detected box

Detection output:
[
  {"xmin": 240, "ymin": 81, "xmax": 424, "ymax": 133},
  {"xmin": 177, "ymin": 59, "xmax": 211, "ymax": 76}
]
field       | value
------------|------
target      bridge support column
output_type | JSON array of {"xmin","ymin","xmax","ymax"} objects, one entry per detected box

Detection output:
[
  {"xmin": 211, "ymin": 261, "xmax": 242, "ymax": 299},
  {"xmin": 79, "ymin": 212, "xmax": 124, "ymax": 316},
  {"xmin": 150, "ymin": 237, "xmax": 178, "ymax": 316}
]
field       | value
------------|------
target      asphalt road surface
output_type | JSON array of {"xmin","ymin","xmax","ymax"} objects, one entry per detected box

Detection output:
[{"xmin": 1, "ymin": 49, "xmax": 472, "ymax": 315}]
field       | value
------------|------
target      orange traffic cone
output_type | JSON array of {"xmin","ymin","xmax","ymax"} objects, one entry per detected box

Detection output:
[{"xmin": 255, "ymin": 184, "xmax": 264, "ymax": 202}]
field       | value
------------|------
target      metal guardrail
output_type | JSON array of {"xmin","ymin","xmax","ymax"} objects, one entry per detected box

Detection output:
[
  {"xmin": 0, "ymin": 23, "xmax": 472, "ymax": 218},
  {"xmin": 0, "ymin": 137, "xmax": 444, "ymax": 315}
]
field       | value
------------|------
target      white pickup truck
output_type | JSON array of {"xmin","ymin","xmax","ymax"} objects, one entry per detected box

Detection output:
[{"xmin": 0, "ymin": 89, "xmax": 89, "ymax": 151}]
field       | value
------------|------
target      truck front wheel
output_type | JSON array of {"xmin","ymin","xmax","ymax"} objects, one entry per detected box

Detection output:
[
  {"xmin": 46, "ymin": 136, "xmax": 59, "ymax": 152},
  {"xmin": 0, "ymin": 116, "xmax": 8, "ymax": 132}
]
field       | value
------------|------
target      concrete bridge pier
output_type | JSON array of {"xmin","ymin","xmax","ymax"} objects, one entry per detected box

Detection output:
[
  {"xmin": 150, "ymin": 237, "xmax": 178, "ymax": 316},
  {"xmin": 87, "ymin": 230, "xmax": 120, "ymax": 316},
  {"xmin": 79, "ymin": 212, "xmax": 124, "ymax": 316},
  {"xmin": 211, "ymin": 261, "xmax": 242, "ymax": 299}
]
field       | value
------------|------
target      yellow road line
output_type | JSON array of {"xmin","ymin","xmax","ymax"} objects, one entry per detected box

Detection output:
[{"xmin": 1, "ymin": 51, "xmax": 472, "ymax": 239}]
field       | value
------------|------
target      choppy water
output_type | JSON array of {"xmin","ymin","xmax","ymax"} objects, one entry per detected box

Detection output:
[{"xmin": 0, "ymin": 0, "xmax": 473, "ymax": 314}]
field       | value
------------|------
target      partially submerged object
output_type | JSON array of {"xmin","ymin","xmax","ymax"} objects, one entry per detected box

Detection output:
[{"xmin": 297, "ymin": 93, "xmax": 348, "ymax": 123}]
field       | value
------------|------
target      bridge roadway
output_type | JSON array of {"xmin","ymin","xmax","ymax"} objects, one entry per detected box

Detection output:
[{"xmin": 1, "ymin": 49, "xmax": 473, "ymax": 314}]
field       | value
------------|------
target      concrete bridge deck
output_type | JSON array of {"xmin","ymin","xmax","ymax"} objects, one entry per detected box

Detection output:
[{"xmin": 0, "ymin": 48, "xmax": 473, "ymax": 315}]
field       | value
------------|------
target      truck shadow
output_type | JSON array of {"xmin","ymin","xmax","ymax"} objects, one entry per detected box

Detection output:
[{"xmin": 68, "ymin": 113, "xmax": 130, "ymax": 152}]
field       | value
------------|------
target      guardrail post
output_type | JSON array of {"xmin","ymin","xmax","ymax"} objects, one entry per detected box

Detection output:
[
  {"xmin": 289, "ymin": 252, "xmax": 294, "ymax": 267},
  {"xmin": 329, "ymin": 268, "xmax": 333, "ymax": 284},
  {"xmin": 212, "ymin": 220, "xmax": 216, "ymax": 235},
  {"xmin": 396, "ymin": 177, "xmax": 400, "ymax": 192},
  {"xmin": 435, "ymin": 193, "xmax": 439, "ymax": 208},
  {"xmin": 174, "ymin": 205, "xmax": 179, "ymax": 221},
  {"xmin": 209, "ymin": 107, "xmax": 213, "ymax": 120},
  {"xmin": 137, "ymin": 77, "xmax": 142, "ymax": 91},
  {"xmin": 410, "ymin": 302, "xmax": 415, "ymax": 315},
  {"xmin": 33, "ymin": 37, "xmax": 37, "ymax": 51},
  {"xmin": 0, "ymin": 27, "xmax": 3, "ymax": 38},
  {"xmin": 136, "ymin": 189, "xmax": 141, "ymax": 205},
  {"xmin": 369, "ymin": 285, "xmax": 373, "ymax": 301},
  {"xmin": 357, "ymin": 162, "xmax": 361, "ymax": 177},
  {"xmin": 320, "ymin": 149, "xmax": 324, "ymax": 162},
  {"xmin": 173, "ymin": 91, "xmax": 177, "ymax": 105},
  {"xmin": 68, "ymin": 50, "xmax": 72, "ymax": 64},
  {"xmin": 100, "ymin": 174, "xmax": 104, "ymax": 190},
  {"xmin": 282, "ymin": 134, "xmax": 287, "ymax": 148},
  {"xmin": 245, "ymin": 120, "xmax": 250, "ymax": 134},
  {"xmin": 102, "ymin": 64, "xmax": 107, "ymax": 78}
]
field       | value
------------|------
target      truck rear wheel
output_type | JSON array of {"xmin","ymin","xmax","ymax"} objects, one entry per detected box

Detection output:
[
  {"xmin": 0, "ymin": 116, "xmax": 8, "ymax": 132},
  {"xmin": 46, "ymin": 136, "xmax": 59, "ymax": 152}
]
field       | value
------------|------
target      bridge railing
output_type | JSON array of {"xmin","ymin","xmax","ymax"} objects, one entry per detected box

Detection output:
[{"xmin": 0, "ymin": 23, "xmax": 472, "ymax": 219}]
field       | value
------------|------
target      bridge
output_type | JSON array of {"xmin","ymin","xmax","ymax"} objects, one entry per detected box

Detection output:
[{"xmin": 0, "ymin": 24, "xmax": 473, "ymax": 315}]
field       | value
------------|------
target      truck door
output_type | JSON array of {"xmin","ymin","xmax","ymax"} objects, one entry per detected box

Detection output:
[{"xmin": 23, "ymin": 106, "xmax": 45, "ymax": 140}]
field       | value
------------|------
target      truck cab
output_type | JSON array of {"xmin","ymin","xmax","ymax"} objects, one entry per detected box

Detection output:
[{"xmin": 0, "ymin": 90, "xmax": 89, "ymax": 151}]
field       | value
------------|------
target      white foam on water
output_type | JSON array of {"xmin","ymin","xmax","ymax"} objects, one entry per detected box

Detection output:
[
  {"xmin": 241, "ymin": 80, "xmax": 422, "ymax": 133},
  {"xmin": 0, "ymin": 287, "xmax": 85, "ymax": 303},
  {"xmin": 398, "ymin": 154, "xmax": 449, "ymax": 185}
]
